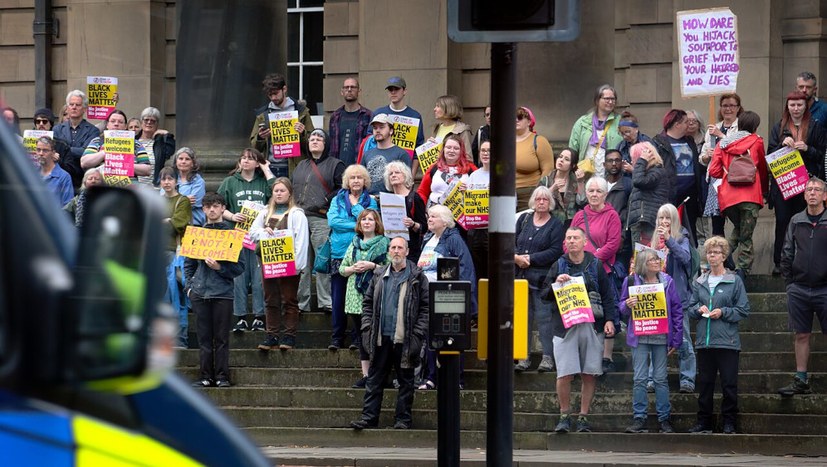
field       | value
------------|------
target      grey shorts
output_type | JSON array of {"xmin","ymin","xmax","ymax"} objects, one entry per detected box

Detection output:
[{"xmin": 553, "ymin": 323, "xmax": 604, "ymax": 378}]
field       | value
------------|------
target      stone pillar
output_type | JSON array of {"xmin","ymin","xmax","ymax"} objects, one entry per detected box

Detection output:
[
  {"xmin": 65, "ymin": 0, "xmax": 166, "ymax": 126},
  {"xmin": 176, "ymin": 0, "xmax": 286, "ymax": 151}
]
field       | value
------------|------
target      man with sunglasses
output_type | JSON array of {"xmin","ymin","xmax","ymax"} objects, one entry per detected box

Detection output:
[{"xmin": 33, "ymin": 108, "xmax": 73, "ymax": 192}]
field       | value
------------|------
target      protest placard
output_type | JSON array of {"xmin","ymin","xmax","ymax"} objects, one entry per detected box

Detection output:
[
  {"xmin": 628, "ymin": 283, "xmax": 669, "ymax": 336},
  {"xmin": 676, "ymin": 8, "xmax": 739, "ymax": 97},
  {"xmin": 415, "ymin": 139, "xmax": 442, "ymax": 173},
  {"xmin": 260, "ymin": 231, "xmax": 297, "ymax": 278},
  {"xmin": 551, "ymin": 276, "xmax": 594, "ymax": 329},
  {"xmin": 766, "ymin": 146, "xmax": 808, "ymax": 200},
  {"xmin": 387, "ymin": 114, "xmax": 420, "ymax": 158},
  {"xmin": 379, "ymin": 192, "xmax": 409, "ymax": 240},
  {"xmin": 103, "ymin": 130, "xmax": 135, "ymax": 177},
  {"xmin": 268, "ymin": 111, "xmax": 301, "ymax": 158},
  {"xmin": 463, "ymin": 189, "xmax": 489, "ymax": 229},
  {"xmin": 87, "ymin": 76, "xmax": 118, "ymax": 120},
  {"xmin": 179, "ymin": 226, "xmax": 245, "ymax": 262},
  {"xmin": 443, "ymin": 182, "xmax": 466, "ymax": 229},
  {"xmin": 235, "ymin": 201, "xmax": 266, "ymax": 250},
  {"xmin": 23, "ymin": 130, "xmax": 53, "ymax": 166}
]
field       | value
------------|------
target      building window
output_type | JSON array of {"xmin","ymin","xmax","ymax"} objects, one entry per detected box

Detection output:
[{"xmin": 288, "ymin": 0, "xmax": 324, "ymax": 115}]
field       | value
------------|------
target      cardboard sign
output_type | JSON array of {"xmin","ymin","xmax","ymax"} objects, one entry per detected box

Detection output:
[
  {"xmin": 766, "ymin": 146, "xmax": 808, "ymax": 200},
  {"xmin": 23, "ymin": 130, "xmax": 53, "ymax": 166},
  {"xmin": 387, "ymin": 114, "xmax": 420, "ymax": 157},
  {"xmin": 628, "ymin": 283, "xmax": 669, "ymax": 336},
  {"xmin": 260, "ymin": 231, "xmax": 297, "ymax": 278},
  {"xmin": 552, "ymin": 277, "xmax": 595, "ymax": 329},
  {"xmin": 103, "ymin": 130, "xmax": 135, "ymax": 177},
  {"xmin": 463, "ymin": 189, "xmax": 489, "ymax": 229},
  {"xmin": 87, "ymin": 76, "xmax": 118, "ymax": 120},
  {"xmin": 415, "ymin": 139, "xmax": 442, "ymax": 173},
  {"xmin": 235, "ymin": 201, "xmax": 266, "ymax": 250},
  {"xmin": 179, "ymin": 226, "xmax": 245, "ymax": 262},
  {"xmin": 676, "ymin": 8, "xmax": 739, "ymax": 97},
  {"xmin": 443, "ymin": 182, "xmax": 466, "ymax": 229},
  {"xmin": 379, "ymin": 192, "xmax": 409, "ymax": 240},
  {"xmin": 268, "ymin": 111, "xmax": 301, "ymax": 158}
]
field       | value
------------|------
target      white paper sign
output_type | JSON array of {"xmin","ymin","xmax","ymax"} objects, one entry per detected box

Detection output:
[{"xmin": 379, "ymin": 192, "xmax": 409, "ymax": 241}]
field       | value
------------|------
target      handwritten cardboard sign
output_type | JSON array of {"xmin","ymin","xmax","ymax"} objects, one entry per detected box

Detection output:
[{"xmin": 677, "ymin": 8, "xmax": 739, "ymax": 97}]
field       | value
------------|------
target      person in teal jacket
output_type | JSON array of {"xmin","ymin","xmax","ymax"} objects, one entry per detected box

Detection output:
[
  {"xmin": 686, "ymin": 236, "xmax": 750, "ymax": 434},
  {"xmin": 568, "ymin": 84, "xmax": 624, "ymax": 179},
  {"xmin": 217, "ymin": 147, "xmax": 276, "ymax": 333}
]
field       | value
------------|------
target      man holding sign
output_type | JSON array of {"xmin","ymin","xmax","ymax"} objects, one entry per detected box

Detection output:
[
  {"xmin": 251, "ymin": 73, "xmax": 314, "ymax": 178},
  {"xmin": 542, "ymin": 227, "xmax": 617, "ymax": 433},
  {"xmin": 618, "ymin": 248, "xmax": 684, "ymax": 434}
]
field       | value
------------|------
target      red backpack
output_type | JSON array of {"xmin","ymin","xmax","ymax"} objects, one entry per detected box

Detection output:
[{"xmin": 725, "ymin": 150, "xmax": 757, "ymax": 185}]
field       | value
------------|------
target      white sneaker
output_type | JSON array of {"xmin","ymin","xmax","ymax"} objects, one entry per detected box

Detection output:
[
  {"xmin": 232, "ymin": 319, "xmax": 249, "ymax": 333},
  {"xmin": 251, "ymin": 318, "xmax": 265, "ymax": 332}
]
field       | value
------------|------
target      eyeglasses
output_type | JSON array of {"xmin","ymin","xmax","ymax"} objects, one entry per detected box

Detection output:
[
  {"xmin": 142, "ymin": 118, "xmax": 157, "ymax": 124},
  {"xmin": 484, "ymin": 113, "xmax": 491, "ymax": 117},
  {"xmin": 721, "ymin": 104, "xmax": 739, "ymax": 109},
  {"xmin": 686, "ymin": 119, "xmax": 699, "ymax": 124},
  {"xmin": 516, "ymin": 116, "xmax": 525, "ymax": 121},
  {"xmin": 342, "ymin": 86, "xmax": 358, "ymax": 90},
  {"xmin": 707, "ymin": 250, "xmax": 724, "ymax": 256},
  {"xmin": 646, "ymin": 258, "xmax": 661, "ymax": 263},
  {"xmin": 600, "ymin": 97, "xmax": 617, "ymax": 102},
  {"xmin": 806, "ymin": 186, "xmax": 825, "ymax": 192},
  {"xmin": 34, "ymin": 119, "xmax": 50, "ymax": 124}
]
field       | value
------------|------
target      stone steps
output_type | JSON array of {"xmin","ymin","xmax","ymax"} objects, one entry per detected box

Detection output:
[
  {"xmin": 198, "ymin": 386, "xmax": 827, "ymax": 415},
  {"xmin": 177, "ymin": 367, "xmax": 823, "ymax": 393},
  {"xmin": 245, "ymin": 428, "xmax": 827, "ymax": 457}
]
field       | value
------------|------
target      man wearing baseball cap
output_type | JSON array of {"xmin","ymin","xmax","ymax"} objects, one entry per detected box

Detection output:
[
  {"xmin": 361, "ymin": 113, "xmax": 411, "ymax": 194},
  {"xmin": 373, "ymin": 76, "xmax": 425, "ymax": 156}
]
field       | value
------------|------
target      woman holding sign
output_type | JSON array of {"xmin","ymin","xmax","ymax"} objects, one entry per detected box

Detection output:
[
  {"xmin": 340, "ymin": 209, "xmax": 389, "ymax": 388},
  {"xmin": 618, "ymin": 248, "xmax": 683, "ymax": 434},
  {"xmin": 384, "ymin": 161, "xmax": 427, "ymax": 261},
  {"xmin": 686, "ymin": 236, "xmax": 750, "ymax": 434},
  {"xmin": 417, "ymin": 134, "xmax": 476, "ymax": 210},
  {"xmin": 249, "ymin": 177, "xmax": 308, "ymax": 351},
  {"xmin": 568, "ymin": 84, "xmax": 623, "ymax": 179},
  {"xmin": 80, "ymin": 109, "xmax": 151, "ymax": 183},
  {"xmin": 328, "ymin": 164, "xmax": 378, "ymax": 350},
  {"xmin": 767, "ymin": 90, "xmax": 827, "ymax": 275}
]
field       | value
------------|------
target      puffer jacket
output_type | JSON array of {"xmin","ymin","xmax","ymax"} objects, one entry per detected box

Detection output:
[
  {"xmin": 687, "ymin": 271, "xmax": 750, "ymax": 351},
  {"xmin": 184, "ymin": 221, "xmax": 246, "ymax": 299},
  {"xmin": 361, "ymin": 261, "xmax": 430, "ymax": 369},
  {"xmin": 627, "ymin": 158, "xmax": 669, "ymax": 231}
]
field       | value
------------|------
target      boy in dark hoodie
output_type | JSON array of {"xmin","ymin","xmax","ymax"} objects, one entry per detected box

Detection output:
[{"xmin": 185, "ymin": 193, "xmax": 246, "ymax": 388}]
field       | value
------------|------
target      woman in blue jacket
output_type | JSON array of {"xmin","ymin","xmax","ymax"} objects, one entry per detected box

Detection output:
[
  {"xmin": 619, "ymin": 248, "xmax": 683, "ymax": 434},
  {"xmin": 686, "ymin": 236, "xmax": 750, "ymax": 434},
  {"xmin": 327, "ymin": 164, "xmax": 378, "ymax": 350}
]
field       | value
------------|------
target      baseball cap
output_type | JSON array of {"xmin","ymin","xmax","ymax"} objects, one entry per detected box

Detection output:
[
  {"xmin": 370, "ymin": 113, "xmax": 393, "ymax": 125},
  {"xmin": 385, "ymin": 76, "xmax": 407, "ymax": 89}
]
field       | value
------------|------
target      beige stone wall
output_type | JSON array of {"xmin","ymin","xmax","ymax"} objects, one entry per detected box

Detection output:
[{"xmin": 0, "ymin": 0, "xmax": 176, "ymax": 132}]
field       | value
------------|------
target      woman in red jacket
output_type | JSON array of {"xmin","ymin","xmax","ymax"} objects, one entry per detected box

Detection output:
[{"xmin": 708, "ymin": 110, "xmax": 768, "ymax": 277}]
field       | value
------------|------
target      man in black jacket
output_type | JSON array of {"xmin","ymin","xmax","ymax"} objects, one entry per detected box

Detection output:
[
  {"xmin": 350, "ymin": 237, "xmax": 429, "ymax": 430},
  {"xmin": 779, "ymin": 177, "xmax": 827, "ymax": 396}
]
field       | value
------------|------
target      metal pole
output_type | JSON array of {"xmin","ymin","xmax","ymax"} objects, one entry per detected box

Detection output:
[
  {"xmin": 33, "ymin": 0, "xmax": 53, "ymax": 109},
  {"xmin": 437, "ymin": 352, "xmax": 461, "ymax": 467},
  {"xmin": 487, "ymin": 42, "xmax": 517, "ymax": 467}
]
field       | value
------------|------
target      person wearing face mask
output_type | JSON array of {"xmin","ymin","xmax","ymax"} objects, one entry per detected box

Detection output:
[{"xmin": 767, "ymin": 90, "xmax": 827, "ymax": 275}]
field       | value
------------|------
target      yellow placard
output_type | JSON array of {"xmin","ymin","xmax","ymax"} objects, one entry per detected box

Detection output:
[
  {"xmin": 628, "ymin": 283, "xmax": 669, "ymax": 335},
  {"xmin": 87, "ymin": 76, "xmax": 118, "ymax": 119},
  {"xmin": 260, "ymin": 231, "xmax": 298, "ymax": 278},
  {"xmin": 179, "ymin": 226, "xmax": 245, "ymax": 262},
  {"xmin": 387, "ymin": 114, "xmax": 420, "ymax": 157},
  {"xmin": 443, "ymin": 183, "xmax": 465, "ymax": 227},
  {"xmin": 268, "ymin": 111, "xmax": 301, "ymax": 158},
  {"xmin": 463, "ymin": 189, "xmax": 489, "ymax": 229},
  {"xmin": 415, "ymin": 140, "xmax": 442, "ymax": 173}
]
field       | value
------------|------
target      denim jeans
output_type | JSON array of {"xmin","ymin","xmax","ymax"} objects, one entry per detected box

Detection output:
[
  {"xmin": 298, "ymin": 215, "xmax": 332, "ymax": 311},
  {"xmin": 632, "ymin": 343, "xmax": 670, "ymax": 421},
  {"xmin": 524, "ymin": 268, "xmax": 554, "ymax": 357},
  {"xmin": 677, "ymin": 311, "xmax": 696, "ymax": 389},
  {"xmin": 233, "ymin": 247, "xmax": 264, "ymax": 317}
]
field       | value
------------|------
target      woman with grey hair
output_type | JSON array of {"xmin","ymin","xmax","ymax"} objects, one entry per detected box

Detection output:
[
  {"xmin": 417, "ymin": 204, "xmax": 476, "ymax": 390},
  {"xmin": 569, "ymin": 176, "xmax": 623, "ymax": 372},
  {"xmin": 136, "ymin": 106, "xmax": 176, "ymax": 187},
  {"xmin": 514, "ymin": 185, "xmax": 564, "ymax": 372},
  {"xmin": 173, "ymin": 147, "xmax": 206, "ymax": 226},
  {"xmin": 384, "ymin": 160, "xmax": 427, "ymax": 260}
]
